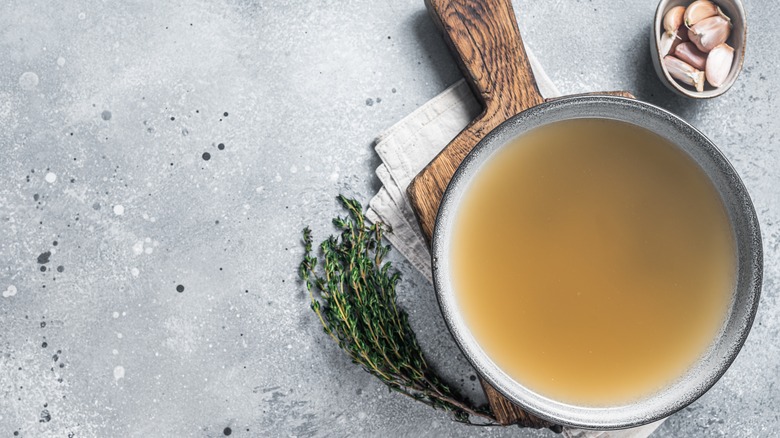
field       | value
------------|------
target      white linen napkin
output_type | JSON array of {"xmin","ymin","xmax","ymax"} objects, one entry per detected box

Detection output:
[
  {"xmin": 366, "ymin": 49, "xmax": 558, "ymax": 280},
  {"xmin": 365, "ymin": 48, "xmax": 665, "ymax": 438}
]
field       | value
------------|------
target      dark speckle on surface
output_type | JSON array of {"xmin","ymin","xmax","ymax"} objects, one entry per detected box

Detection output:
[
  {"xmin": 37, "ymin": 251, "xmax": 51, "ymax": 264},
  {"xmin": 223, "ymin": 426, "xmax": 232, "ymax": 436},
  {"xmin": 365, "ymin": 98, "xmax": 374, "ymax": 106},
  {"xmin": 223, "ymin": 112, "xmax": 229, "ymax": 117},
  {"xmin": 39, "ymin": 409, "xmax": 51, "ymax": 423},
  {"xmin": 101, "ymin": 110, "xmax": 112, "ymax": 120},
  {"xmin": 202, "ymin": 152, "xmax": 211, "ymax": 161},
  {"xmin": 176, "ymin": 284, "xmax": 185, "ymax": 293},
  {"xmin": 57, "ymin": 265, "xmax": 64, "ymax": 273},
  {"xmin": 217, "ymin": 143, "xmax": 225, "ymax": 150}
]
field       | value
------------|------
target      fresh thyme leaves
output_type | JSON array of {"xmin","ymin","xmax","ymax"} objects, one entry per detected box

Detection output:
[{"xmin": 299, "ymin": 195, "xmax": 495, "ymax": 424}]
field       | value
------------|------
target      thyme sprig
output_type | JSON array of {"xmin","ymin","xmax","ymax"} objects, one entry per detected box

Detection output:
[{"xmin": 299, "ymin": 195, "xmax": 495, "ymax": 424}]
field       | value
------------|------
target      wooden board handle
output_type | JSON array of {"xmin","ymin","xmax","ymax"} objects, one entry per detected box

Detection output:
[
  {"xmin": 425, "ymin": 0, "xmax": 544, "ymax": 119},
  {"xmin": 410, "ymin": 0, "xmax": 545, "ymax": 241}
]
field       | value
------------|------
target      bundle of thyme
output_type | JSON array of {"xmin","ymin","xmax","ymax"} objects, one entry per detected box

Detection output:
[{"xmin": 298, "ymin": 196, "xmax": 494, "ymax": 424}]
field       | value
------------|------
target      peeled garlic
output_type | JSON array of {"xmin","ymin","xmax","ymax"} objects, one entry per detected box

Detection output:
[
  {"xmin": 674, "ymin": 42, "xmax": 708, "ymax": 70},
  {"xmin": 684, "ymin": 0, "xmax": 720, "ymax": 27},
  {"xmin": 706, "ymin": 43, "xmax": 734, "ymax": 87},
  {"xmin": 664, "ymin": 56, "xmax": 705, "ymax": 92},
  {"xmin": 664, "ymin": 6, "xmax": 686, "ymax": 35},
  {"xmin": 688, "ymin": 15, "xmax": 731, "ymax": 52}
]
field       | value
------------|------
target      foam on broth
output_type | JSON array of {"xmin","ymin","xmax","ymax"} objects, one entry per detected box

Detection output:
[{"xmin": 451, "ymin": 118, "xmax": 735, "ymax": 406}]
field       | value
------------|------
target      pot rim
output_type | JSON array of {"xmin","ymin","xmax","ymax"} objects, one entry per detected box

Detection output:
[{"xmin": 431, "ymin": 95, "xmax": 763, "ymax": 429}]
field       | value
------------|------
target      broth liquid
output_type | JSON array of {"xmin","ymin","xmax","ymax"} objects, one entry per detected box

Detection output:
[{"xmin": 452, "ymin": 119, "xmax": 735, "ymax": 405}]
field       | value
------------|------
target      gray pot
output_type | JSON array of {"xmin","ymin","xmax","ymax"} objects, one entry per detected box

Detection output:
[{"xmin": 431, "ymin": 95, "xmax": 763, "ymax": 429}]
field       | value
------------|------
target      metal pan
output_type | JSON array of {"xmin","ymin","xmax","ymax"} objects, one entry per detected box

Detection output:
[{"xmin": 431, "ymin": 95, "xmax": 763, "ymax": 429}]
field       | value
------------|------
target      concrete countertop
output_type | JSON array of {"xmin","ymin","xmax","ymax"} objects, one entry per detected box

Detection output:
[{"xmin": 1, "ymin": 0, "xmax": 777, "ymax": 436}]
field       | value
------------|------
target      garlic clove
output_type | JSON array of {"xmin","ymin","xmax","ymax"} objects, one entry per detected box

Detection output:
[
  {"xmin": 688, "ymin": 15, "xmax": 731, "ymax": 53},
  {"xmin": 706, "ymin": 43, "xmax": 735, "ymax": 87},
  {"xmin": 659, "ymin": 31, "xmax": 679, "ymax": 57},
  {"xmin": 664, "ymin": 55, "xmax": 706, "ymax": 92},
  {"xmin": 684, "ymin": 0, "xmax": 719, "ymax": 27},
  {"xmin": 674, "ymin": 42, "xmax": 708, "ymax": 70},
  {"xmin": 664, "ymin": 6, "xmax": 686, "ymax": 35}
]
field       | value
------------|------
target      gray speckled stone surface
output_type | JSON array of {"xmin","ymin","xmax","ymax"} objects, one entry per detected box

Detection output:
[{"xmin": 0, "ymin": 0, "xmax": 777, "ymax": 436}]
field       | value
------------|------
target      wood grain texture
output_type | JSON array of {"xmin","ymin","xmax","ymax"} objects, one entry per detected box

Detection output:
[
  {"xmin": 407, "ymin": 0, "xmax": 636, "ymax": 428},
  {"xmin": 409, "ymin": 0, "xmax": 544, "ymax": 242},
  {"xmin": 481, "ymin": 381, "xmax": 563, "ymax": 432}
]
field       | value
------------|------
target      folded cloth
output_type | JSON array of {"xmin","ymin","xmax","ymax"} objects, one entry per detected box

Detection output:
[
  {"xmin": 366, "ymin": 47, "xmax": 665, "ymax": 438},
  {"xmin": 366, "ymin": 49, "xmax": 558, "ymax": 281}
]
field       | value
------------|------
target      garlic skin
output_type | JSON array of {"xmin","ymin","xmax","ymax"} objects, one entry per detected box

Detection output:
[
  {"xmin": 664, "ymin": 56, "xmax": 706, "ymax": 92},
  {"xmin": 706, "ymin": 43, "xmax": 735, "ymax": 87},
  {"xmin": 684, "ymin": 0, "xmax": 719, "ymax": 27},
  {"xmin": 675, "ymin": 42, "xmax": 708, "ymax": 70},
  {"xmin": 664, "ymin": 6, "xmax": 686, "ymax": 35},
  {"xmin": 688, "ymin": 15, "xmax": 731, "ymax": 52},
  {"xmin": 660, "ymin": 30, "xmax": 680, "ymax": 56}
]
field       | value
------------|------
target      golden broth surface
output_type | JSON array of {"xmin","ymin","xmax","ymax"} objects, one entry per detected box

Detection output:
[{"xmin": 451, "ymin": 119, "xmax": 734, "ymax": 405}]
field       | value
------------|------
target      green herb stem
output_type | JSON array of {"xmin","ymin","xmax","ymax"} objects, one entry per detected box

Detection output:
[{"xmin": 299, "ymin": 196, "xmax": 496, "ymax": 425}]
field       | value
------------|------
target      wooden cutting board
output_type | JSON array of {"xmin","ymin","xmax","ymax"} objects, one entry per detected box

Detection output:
[{"xmin": 407, "ymin": 0, "xmax": 633, "ymax": 428}]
